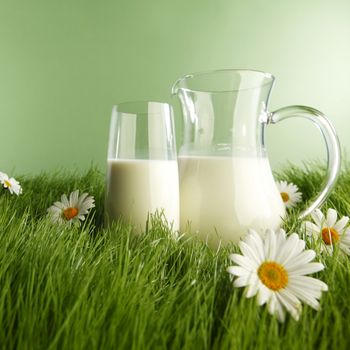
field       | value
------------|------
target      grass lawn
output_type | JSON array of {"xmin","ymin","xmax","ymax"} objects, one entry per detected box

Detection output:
[{"xmin": 1, "ymin": 164, "xmax": 350, "ymax": 349}]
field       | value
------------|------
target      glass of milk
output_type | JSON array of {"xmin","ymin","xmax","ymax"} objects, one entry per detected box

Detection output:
[{"xmin": 106, "ymin": 101, "xmax": 179, "ymax": 234}]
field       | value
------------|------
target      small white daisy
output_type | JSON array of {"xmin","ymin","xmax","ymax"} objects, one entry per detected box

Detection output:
[
  {"xmin": 0, "ymin": 172, "xmax": 22, "ymax": 195},
  {"xmin": 276, "ymin": 180, "xmax": 302, "ymax": 208},
  {"xmin": 47, "ymin": 190, "xmax": 95, "ymax": 226},
  {"xmin": 227, "ymin": 228, "xmax": 328, "ymax": 322},
  {"xmin": 303, "ymin": 208, "xmax": 350, "ymax": 255}
]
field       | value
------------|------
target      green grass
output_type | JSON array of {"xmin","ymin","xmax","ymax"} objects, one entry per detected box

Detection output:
[{"xmin": 1, "ymin": 165, "xmax": 350, "ymax": 349}]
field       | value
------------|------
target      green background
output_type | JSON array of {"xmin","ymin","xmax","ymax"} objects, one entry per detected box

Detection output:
[{"xmin": 1, "ymin": 0, "xmax": 350, "ymax": 175}]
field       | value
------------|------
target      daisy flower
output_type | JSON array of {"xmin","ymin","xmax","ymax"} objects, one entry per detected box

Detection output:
[
  {"xmin": 47, "ymin": 190, "xmax": 95, "ymax": 226},
  {"xmin": 227, "ymin": 228, "xmax": 328, "ymax": 322},
  {"xmin": 276, "ymin": 180, "xmax": 302, "ymax": 208},
  {"xmin": 0, "ymin": 171, "xmax": 22, "ymax": 195},
  {"xmin": 303, "ymin": 208, "xmax": 350, "ymax": 255}
]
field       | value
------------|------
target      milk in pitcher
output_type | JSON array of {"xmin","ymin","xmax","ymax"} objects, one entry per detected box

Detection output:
[{"xmin": 178, "ymin": 155, "xmax": 286, "ymax": 246}]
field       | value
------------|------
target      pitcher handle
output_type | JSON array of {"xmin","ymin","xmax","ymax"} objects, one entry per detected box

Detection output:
[{"xmin": 269, "ymin": 105, "xmax": 341, "ymax": 219}]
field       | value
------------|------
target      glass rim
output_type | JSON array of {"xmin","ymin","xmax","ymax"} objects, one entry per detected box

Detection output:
[
  {"xmin": 171, "ymin": 68, "xmax": 275, "ymax": 94},
  {"xmin": 113, "ymin": 101, "xmax": 172, "ymax": 115}
]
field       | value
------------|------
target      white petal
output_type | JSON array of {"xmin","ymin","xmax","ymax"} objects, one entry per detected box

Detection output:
[
  {"xmin": 244, "ymin": 277, "xmax": 260, "ymax": 298},
  {"xmin": 79, "ymin": 197, "xmax": 95, "ymax": 211},
  {"xmin": 0, "ymin": 171, "xmax": 7, "ymax": 181},
  {"xmin": 267, "ymin": 293, "xmax": 276, "ymax": 315},
  {"xmin": 339, "ymin": 237, "xmax": 350, "ymax": 247},
  {"xmin": 53, "ymin": 201, "xmax": 65, "ymax": 209},
  {"xmin": 256, "ymin": 284, "xmax": 271, "ymax": 306},
  {"xmin": 303, "ymin": 221, "xmax": 321, "ymax": 236},
  {"xmin": 276, "ymin": 228, "xmax": 287, "ymax": 243},
  {"xmin": 284, "ymin": 199, "xmax": 293, "ymax": 209},
  {"xmin": 47, "ymin": 205, "xmax": 64, "ymax": 223},
  {"xmin": 288, "ymin": 183, "xmax": 299, "ymax": 193},
  {"xmin": 233, "ymin": 275, "xmax": 251, "ymax": 288},
  {"xmin": 276, "ymin": 181, "xmax": 287, "ymax": 192},
  {"xmin": 340, "ymin": 230, "xmax": 350, "ymax": 244},
  {"xmin": 1, "ymin": 173, "xmax": 9, "ymax": 182},
  {"xmin": 227, "ymin": 266, "xmax": 249, "ymax": 277},
  {"xmin": 61, "ymin": 194, "xmax": 69, "ymax": 207},
  {"xmin": 326, "ymin": 208, "xmax": 338, "ymax": 228},
  {"xmin": 77, "ymin": 192, "xmax": 88, "ymax": 206},
  {"xmin": 264, "ymin": 229, "xmax": 277, "ymax": 260},
  {"xmin": 233, "ymin": 273, "xmax": 259, "ymax": 288},
  {"xmin": 287, "ymin": 276, "xmax": 328, "ymax": 309},
  {"xmin": 268, "ymin": 294, "xmax": 286, "ymax": 322},
  {"xmin": 290, "ymin": 190, "xmax": 302, "ymax": 199},
  {"xmin": 239, "ymin": 241, "xmax": 262, "ymax": 266},
  {"xmin": 230, "ymin": 254, "xmax": 258, "ymax": 270},
  {"xmin": 339, "ymin": 243, "xmax": 350, "ymax": 255},
  {"xmin": 77, "ymin": 209, "xmax": 88, "ymax": 216},
  {"xmin": 276, "ymin": 233, "xmax": 302, "ymax": 265},
  {"xmin": 244, "ymin": 230, "xmax": 265, "ymax": 262},
  {"xmin": 289, "ymin": 275, "xmax": 328, "ymax": 292},
  {"xmin": 334, "ymin": 216, "xmax": 349, "ymax": 233},
  {"xmin": 47, "ymin": 205, "xmax": 62, "ymax": 213},
  {"xmin": 246, "ymin": 228, "xmax": 264, "ymax": 244},
  {"xmin": 289, "ymin": 262, "xmax": 325, "ymax": 276},
  {"xmin": 70, "ymin": 190, "xmax": 80, "ymax": 207},
  {"xmin": 276, "ymin": 289, "xmax": 302, "ymax": 321},
  {"xmin": 311, "ymin": 209, "xmax": 324, "ymax": 227},
  {"xmin": 340, "ymin": 237, "xmax": 350, "ymax": 245},
  {"xmin": 287, "ymin": 285, "xmax": 322, "ymax": 310},
  {"xmin": 279, "ymin": 288, "xmax": 302, "ymax": 309},
  {"xmin": 284, "ymin": 189, "xmax": 302, "ymax": 208},
  {"xmin": 284, "ymin": 250, "xmax": 316, "ymax": 270}
]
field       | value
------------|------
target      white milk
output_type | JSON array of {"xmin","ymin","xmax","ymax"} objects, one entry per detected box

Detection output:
[
  {"xmin": 106, "ymin": 159, "xmax": 179, "ymax": 233},
  {"xmin": 178, "ymin": 156, "xmax": 285, "ymax": 247}
]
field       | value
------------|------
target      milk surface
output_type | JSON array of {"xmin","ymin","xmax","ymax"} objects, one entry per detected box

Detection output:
[
  {"xmin": 178, "ymin": 156, "xmax": 285, "ymax": 246},
  {"xmin": 106, "ymin": 159, "xmax": 179, "ymax": 233}
]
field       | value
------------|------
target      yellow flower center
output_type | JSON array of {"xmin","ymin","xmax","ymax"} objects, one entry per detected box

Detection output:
[
  {"xmin": 4, "ymin": 180, "xmax": 12, "ymax": 188},
  {"xmin": 257, "ymin": 261, "xmax": 288, "ymax": 291},
  {"xmin": 63, "ymin": 207, "xmax": 79, "ymax": 220},
  {"xmin": 321, "ymin": 227, "xmax": 339, "ymax": 245},
  {"xmin": 280, "ymin": 192, "xmax": 289, "ymax": 202}
]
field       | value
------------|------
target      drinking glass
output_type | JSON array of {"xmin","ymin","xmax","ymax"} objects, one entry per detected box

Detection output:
[{"xmin": 106, "ymin": 101, "xmax": 179, "ymax": 233}]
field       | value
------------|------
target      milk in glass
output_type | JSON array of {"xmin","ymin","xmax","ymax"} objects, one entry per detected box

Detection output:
[{"xmin": 106, "ymin": 159, "xmax": 179, "ymax": 233}]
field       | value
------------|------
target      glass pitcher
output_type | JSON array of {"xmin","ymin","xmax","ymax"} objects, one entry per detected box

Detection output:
[{"xmin": 172, "ymin": 69, "xmax": 340, "ymax": 247}]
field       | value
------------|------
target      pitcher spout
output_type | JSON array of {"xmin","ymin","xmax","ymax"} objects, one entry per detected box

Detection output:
[{"xmin": 171, "ymin": 74, "xmax": 194, "ymax": 95}]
